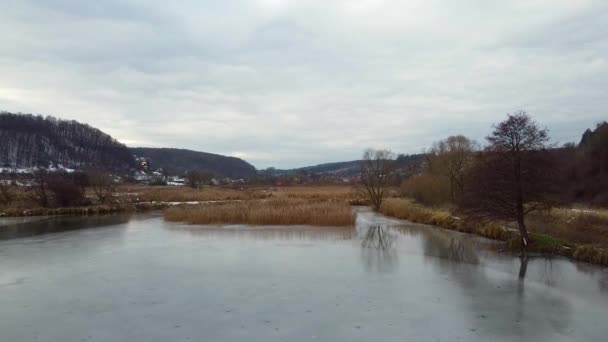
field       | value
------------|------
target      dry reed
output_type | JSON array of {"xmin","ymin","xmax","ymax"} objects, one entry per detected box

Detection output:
[
  {"xmin": 527, "ymin": 208, "xmax": 608, "ymax": 248},
  {"xmin": 164, "ymin": 199, "xmax": 356, "ymax": 226},
  {"xmin": 381, "ymin": 198, "xmax": 514, "ymax": 240},
  {"xmin": 120, "ymin": 186, "xmax": 271, "ymax": 202},
  {"xmin": 121, "ymin": 185, "xmax": 363, "ymax": 203}
]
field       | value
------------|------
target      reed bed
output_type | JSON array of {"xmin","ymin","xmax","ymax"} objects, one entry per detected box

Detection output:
[
  {"xmin": 164, "ymin": 199, "xmax": 356, "ymax": 226},
  {"xmin": 271, "ymin": 186, "xmax": 361, "ymax": 201},
  {"xmin": 121, "ymin": 186, "xmax": 271, "ymax": 202},
  {"xmin": 121, "ymin": 185, "xmax": 364, "ymax": 203}
]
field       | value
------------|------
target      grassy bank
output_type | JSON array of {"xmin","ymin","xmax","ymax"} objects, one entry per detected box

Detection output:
[
  {"xmin": 164, "ymin": 199, "xmax": 356, "ymax": 226},
  {"xmin": 0, "ymin": 202, "xmax": 170, "ymax": 217},
  {"xmin": 380, "ymin": 198, "xmax": 608, "ymax": 266}
]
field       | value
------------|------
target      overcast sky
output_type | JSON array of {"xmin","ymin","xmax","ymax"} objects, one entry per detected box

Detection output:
[{"xmin": 1, "ymin": 1, "xmax": 606, "ymax": 168}]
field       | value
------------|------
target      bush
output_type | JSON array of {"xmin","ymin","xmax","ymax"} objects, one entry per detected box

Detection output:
[
  {"xmin": 0, "ymin": 182, "xmax": 15, "ymax": 205},
  {"xmin": 573, "ymin": 245, "xmax": 608, "ymax": 265},
  {"xmin": 401, "ymin": 173, "xmax": 451, "ymax": 206},
  {"xmin": 47, "ymin": 173, "xmax": 88, "ymax": 207}
]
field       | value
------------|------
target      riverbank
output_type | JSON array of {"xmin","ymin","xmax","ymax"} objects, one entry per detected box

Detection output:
[
  {"xmin": 0, "ymin": 185, "xmax": 367, "ymax": 218},
  {"xmin": 380, "ymin": 198, "xmax": 608, "ymax": 266},
  {"xmin": 0, "ymin": 202, "xmax": 171, "ymax": 217}
]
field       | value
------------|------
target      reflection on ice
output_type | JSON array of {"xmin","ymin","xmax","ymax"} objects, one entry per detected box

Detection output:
[
  {"xmin": 360, "ymin": 225, "xmax": 398, "ymax": 273},
  {"xmin": 0, "ymin": 209, "xmax": 607, "ymax": 341}
]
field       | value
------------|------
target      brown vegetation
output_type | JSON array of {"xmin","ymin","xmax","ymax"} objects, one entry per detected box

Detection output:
[
  {"xmin": 381, "ymin": 198, "xmax": 608, "ymax": 266},
  {"xmin": 401, "ymin": 173, "xmax": 451, "ymax": 207},
  {"xmin": 380, "ymin": 198, "xmax": 511, "ymax": 240},
  {"xmin": 122, "ymin": 185, "xmax": 362, "ymax": 203},
  {"xmin": 527, "ymin": 208, "xmax": 608, "ymax": 247},
  {"xmin": 121, "ymin": 185, "xmax": 271, "ymax": 202},
  {"xmin": 164, "ymin": 199, "xmax": 356, "ymax": 226},
  {"xmin": 87, "ymin": 170, "xmax": 117, "ymax": 204},
  {"xmin": 400, "ymin": 136, "xmax": 477, "ymax": 207}
]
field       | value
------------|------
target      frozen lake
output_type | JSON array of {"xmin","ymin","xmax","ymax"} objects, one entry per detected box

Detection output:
[{"xmin": 1, "ymin": 209, "xmax": 607, "ymax": 341}]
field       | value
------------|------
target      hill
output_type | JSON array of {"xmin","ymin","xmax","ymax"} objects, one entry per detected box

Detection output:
[
  {"xmin": 263, "ymin": 154, "xmax": 425, "ymax": 178},
  {"xmin": 129, "ymin": 147, "xmax": 257, "ymax": 179},
  {"xmin": 0, "ymin": 112, "xmax": 134, "ymax": 171}
]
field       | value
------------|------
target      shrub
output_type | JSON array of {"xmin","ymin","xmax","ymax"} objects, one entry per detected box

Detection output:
[
  {"xmin": 401, "ymin": 174, "xmax": 451, "ymax": 206},
  {"xmin": 47, "ymin": 173, "xmax": 87, "ymax": 207},
  {"xmin": 573, "ymin": 245, "xmax": 608, "ymax": 265}
]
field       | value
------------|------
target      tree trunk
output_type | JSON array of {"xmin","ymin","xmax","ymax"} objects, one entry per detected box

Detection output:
[
  {"xmin": 518, "ymin": 255, "xmax": 528, "ymax": 279},
  {"xmin": 513, "ymin": 150, "xmax": 529, "ymax": 257},
  {"xmin": 516, "ymin": 214, "xmax": 529, "ymax": 257}
]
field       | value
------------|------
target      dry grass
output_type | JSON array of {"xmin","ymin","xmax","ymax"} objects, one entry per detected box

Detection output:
[
  {"xmin": 271, "ymin": 186, "xmax": 360, "ymax": 201},
  {"xmin": 120, "ymin": 185, "xmax": 363, "ymax": 203},
  {"xmin": 380, "ymin": 198, "xmax": 511, "ymax": 240},
  {"xmin": 527, "ymin": 208, "xmax": 608, "ymax": 248},
  {"xmin": 381, "ymin": 198, "xmax": 608, "ymax": 266},
  {"xmin": 164, "ymin": 199, "xmax": 356, "ymax": 226},
  {"xmin": 119, "ymin": 185, "xmax": 271, "ymax": 202}
]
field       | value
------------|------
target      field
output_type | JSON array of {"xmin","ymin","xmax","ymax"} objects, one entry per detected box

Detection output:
[{"xmin": 120, "ymin": 185, "xmax": 361, "ymax": 203}]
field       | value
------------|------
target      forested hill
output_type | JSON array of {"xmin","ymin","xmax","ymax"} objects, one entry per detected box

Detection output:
[
  {"xmin": 129, "ymin": 147, "xmax": 257, "ymax": 179},
  {"xmin": 0, "ymin": 112, "xmax": 134, "ymax": 171},
  {"xmin": 263, "ymin": 154, "xmax": 425, "ymax": 177}
]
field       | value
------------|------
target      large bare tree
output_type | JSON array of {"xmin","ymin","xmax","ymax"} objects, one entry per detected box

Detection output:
[
  {"xmin": 461, "ymin": 111, "xmax": 555, "ymax": 257},
  {"xmin": 359, "ymin": 149, "xmax": 395, "ymax": 211}
]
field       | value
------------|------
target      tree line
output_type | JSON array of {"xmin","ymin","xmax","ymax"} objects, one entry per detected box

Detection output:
[
  {"xmin": 360, "ymin": 111, "xmax": 608, "ymax": 256},
  {"xmin": 0, "ymin": 169, "xmax": 118, "ymax": 208}
]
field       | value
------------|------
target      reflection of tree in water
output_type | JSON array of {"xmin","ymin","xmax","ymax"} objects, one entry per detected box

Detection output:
[
  {"xmin": 574, "ymin": 262, "xmax": 608, "ymax": 294},
  {"xmin": 171, "ymin": 225, "xmax": 356, "ymax": 242},
  {"xmin": 0, "ymin": 214, "xmax": 132, "ymax": 240},
  {"xmin": 415, "ymin": 228, "xmax": 573, "ymax": 339},
  {"xmin": 360, "ymin": 225, "xmax": 398, "ymax": 273},
  {"xmin": 398, "ymin": 224, "xmax": 480, "ymax": 265},
  {"xmin": 518, "ymin": 256, "xmax": 528, "ymax": 279}
]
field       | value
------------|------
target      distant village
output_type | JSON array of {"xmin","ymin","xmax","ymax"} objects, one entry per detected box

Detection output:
[{"xmin": 0, "ymin": 155, "xmax": 362, "ymax": 188}]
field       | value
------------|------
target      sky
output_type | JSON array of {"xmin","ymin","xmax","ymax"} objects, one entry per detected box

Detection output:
[{"xmin": 0, "ymin": 0, "xmax": 607, "ymax": 169}]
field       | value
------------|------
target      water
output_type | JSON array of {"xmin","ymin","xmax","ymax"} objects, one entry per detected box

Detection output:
[{"xmin": 1, "ymin": 209, "xmax": 607, "ymax": 341}]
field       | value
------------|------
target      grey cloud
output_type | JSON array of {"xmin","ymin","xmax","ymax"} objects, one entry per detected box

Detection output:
[{"xmin": 0, "ymin": 0, "xmax": 607, "ymax": 168}]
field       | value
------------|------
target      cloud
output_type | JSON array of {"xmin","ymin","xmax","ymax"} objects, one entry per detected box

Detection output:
[{"xmin": 1, "ymin": 0, "xmax": 606, "ymax": 168}]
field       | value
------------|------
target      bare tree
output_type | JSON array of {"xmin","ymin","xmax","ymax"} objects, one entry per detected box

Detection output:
[
  {"xmin": 428, "ymin": 135, "xmax": 478, "ymax": 202},
  {"xmin": 186, "ymin": 170, "xmax": 213, "ymax": 189},
  {"xmin": 427, "ymin": 135, "xmax": 478, "ymax": 202},
  {"xmin": 87, "ymin": 170, "xmax": 117, "ymax": 204},
  {"xmin": 0, "ymin": 180, "xmax": 15, "ymax": 205},
  {"xmin": 359, "ymin": 149, "xmax": 395, "ymax": 211},
  {"xmin": 30, "ymin": 169, "xmax": 50, "ymax": 207},
  {"xmin": 47, "ymin": 172, "xmax": 87, "ymax": 207},
  {"xmin": 461, "ymin": 111, "xmax": 555, "ymax": 257}
]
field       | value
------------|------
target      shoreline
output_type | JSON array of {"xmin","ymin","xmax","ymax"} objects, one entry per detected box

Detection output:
[{"xmin": 380, "ymin": 198, "xmax": 608, "ymax": 267}]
